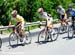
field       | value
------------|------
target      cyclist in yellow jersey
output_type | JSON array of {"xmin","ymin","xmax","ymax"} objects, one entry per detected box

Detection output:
[
  {"xmin": 10, "ymin": 10, "xmax": 25, "ymax": 30},
  {"xmin": 9, "ymin": 10, "xmax": 25, "ymax": 44},
  {"xmin": 15, "ymin": 15, "xmax": 24, "ymax": 29}
]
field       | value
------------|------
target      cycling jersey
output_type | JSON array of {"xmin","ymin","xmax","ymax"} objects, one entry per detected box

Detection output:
[
  {"xmin": 57, "ymin": 8, "xmax": 65, "ymax": 20},
  {"xmin": 57, "ymin": 8, "xmax": 65, "ymax": 15},
  {"xmin": 68, "ymin": 9, "xmax": 75, "ymax": 16},
  {"xmin": 16, "ymin": 15, "xmax": 24, "ymax": 24},
  {"xmin": 66, "ymin": 9, "xmax": 75, "ymax": 21},
  {"xmin": 39, "ymin": 12, "xmax": 53, "ymax": 28},
  {"xmin": 39, "ymin": 12, "xmax": 53, "ymax": 22},
  {"xmin": 10, "ymin": 15, "xmax": 25, "ymax": 29}
]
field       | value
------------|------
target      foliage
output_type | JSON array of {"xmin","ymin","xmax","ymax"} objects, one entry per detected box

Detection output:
[{"xmin": 0, "ymin": 0, "xmax": 74, "ymax": 26}]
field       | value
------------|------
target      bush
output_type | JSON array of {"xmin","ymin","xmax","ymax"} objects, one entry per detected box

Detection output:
[{"xmin": 0, "ymin": 0, "xmax": 74, "ymax": 26}]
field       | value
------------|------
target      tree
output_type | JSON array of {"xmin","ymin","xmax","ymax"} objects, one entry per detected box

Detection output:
[{"xmin": 0, "ymin": 0, "xmax": 74, "ymax": 26}]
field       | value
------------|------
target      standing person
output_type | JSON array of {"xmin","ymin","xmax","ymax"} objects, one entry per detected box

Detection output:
[
  {"xmin": 9, "ymin": 10, "xmax": 25, "ymax": 45},
  {"xmin": 57, "ymin": 5, "xmax": 67, "ymax": 27},
  {"xmin": 66, "ymin": 5, "xmax": 75, "ymax": 34},
  {"xmin": 38, "ymin": 8, "xmax": 53, "ymax": 29}
]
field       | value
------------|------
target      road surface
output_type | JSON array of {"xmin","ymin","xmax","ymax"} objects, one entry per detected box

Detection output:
[{"xmin": 0, "ymin": 30, "xmax": 75, "ymax": 55}]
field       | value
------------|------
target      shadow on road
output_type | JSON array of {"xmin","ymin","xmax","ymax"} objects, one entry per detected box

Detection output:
[
  {"xmin": 9, "ymin": 44, "xmax": 25, "ymax": 48},
  {"xmin": 35, "ymin": 40, "xmax": 54, "ymax": 45},
  {"xmin": 62, "ymin": 36, "xmax": 75, "ymax": 40}
]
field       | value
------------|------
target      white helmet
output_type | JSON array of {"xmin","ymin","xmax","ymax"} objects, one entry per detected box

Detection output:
[
  {"xmin": 11, "ymin": 10, "xmax": 17, "ymax": 15},
  {"xmin": 38, "ymin": 8, "xmax": 43, "ymax": 13},
  {"xmin": 58, "ymin": 5, "xmax": 62, "ymax": 9}
]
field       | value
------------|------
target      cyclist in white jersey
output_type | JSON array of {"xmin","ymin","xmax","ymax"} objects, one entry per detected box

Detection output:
[
  {"xmin": 57, "ymin": 5, "xmax": 68, "ymax": 26},
  {"xmin": 38, "ymin": 8, "xmax": 53, "ymax": 29}
]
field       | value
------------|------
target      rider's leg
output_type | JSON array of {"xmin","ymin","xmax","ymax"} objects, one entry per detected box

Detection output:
[
  {"xmin": 63, "ymin": 18, "xmax": 69, "ymax": 26},
  {"xmin": 46, "ymin": 23, "xmax": 53, "ymax": 39},
  {"xmin": 20, "ymin": 24, "xmax": 26, "ymax": 43},
  {"xmin": 19, "ymin": 29, "xmax": 26, "ymax": 43},
  {"xmin": 61, "ymin": 19, "xmax": 66, "ymax": 26},
  {"xmin": 59, "ymin": 19, "xmax": 63, "ymax": 26}
]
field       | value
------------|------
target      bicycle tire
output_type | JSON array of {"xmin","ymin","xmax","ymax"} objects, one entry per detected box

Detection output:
[
  {"xmin": 9, "ymin": 32, "xmax": 18, "ymax": 46},
  {"xmin": 72, "ymin": 31, "xmax": 75, "ymax": 38},
  {"xmin": 38, "ymin": 30, "xmax": 46, "ymax": 43},
  {"xmin": 25, "ymin": 32, "xmax": 32, "ymax": 44},
  {"xmin": 67, "ymin": 25, "xmax": 73, "ymax": 38},
  {"xmin": 51, "ymin": 28, "xmax": 59, "ymax": 41},
  {"xmin": 58, "ymin": 25, "xmax": 68, "ymax": 34}
]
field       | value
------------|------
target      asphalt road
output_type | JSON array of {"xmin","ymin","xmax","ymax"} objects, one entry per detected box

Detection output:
[{"xmin": 0, "ymin": 30, "xmax": 75, "ymax": 55}]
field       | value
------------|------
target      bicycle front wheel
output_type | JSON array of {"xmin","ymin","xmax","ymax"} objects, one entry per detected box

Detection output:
[
  {"xmin": 0, "ymin": 38, "xmax": 2, "ymax": 48},
  {"xmin": 25, "ymin": 32, "xmax": 32, "ymax": 44},
  {"xmin": 51, "ymin": 28, "xmax": 59, "ymax": 41},
  {"xmin": 38, "ymin": 30, "xmax": 46, "ymax": 43},
  {"xmin": 9, "ymin": 32, "xmax": 18, "ymax": 46}
]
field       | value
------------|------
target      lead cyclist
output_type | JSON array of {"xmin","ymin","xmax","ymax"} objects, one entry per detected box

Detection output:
[{"xmin": 9, "ymin": 10, "xmax": 26, "ymax": 45}]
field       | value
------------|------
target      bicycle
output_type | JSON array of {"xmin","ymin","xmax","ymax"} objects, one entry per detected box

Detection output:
[
  {"xmin": 9, "ymin": 25, "xmax": 31, "ymax": 46},
  {"xmin": 57, "ymin": 18, "xmax": 74, "ymax": 39},
  {"xmin": 37, "ymin": 24, "xmax": 58, "ymax": 43}
]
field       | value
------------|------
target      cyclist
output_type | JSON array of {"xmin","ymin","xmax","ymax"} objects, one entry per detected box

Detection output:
[
  {"xmin": 9, "ymin": 10, "xmax": 25, "ymax": 44},
  {"xmin": 66, "ymin": 5, "xmax": 75, "ymax": 34},
  {"xmin": 38, "ymin": 8, "xmax": 53, "ymax": 30},
  {"xmin": 38, "ymin": 8, "xmax": 53, "ymax": 28},
  {"xmin": 38, "ymin": 8, "xmax": 53, "ymax": 40},
  {"xmin": 57, "ymin": 5, "xmax": 68, "ymax": 29}
]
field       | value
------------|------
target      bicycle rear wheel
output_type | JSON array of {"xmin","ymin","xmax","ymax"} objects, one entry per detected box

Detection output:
[
  {"xmin": 59, "ymin": 25, "xmax": 68, "ymax": 34},
  {"xmin": 9, "ymin": 32, "xmax": 18, "ymax": 46},
  {"xmin": 0, "ymin": 38, "xmax": 2, "ymax": 49}
]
